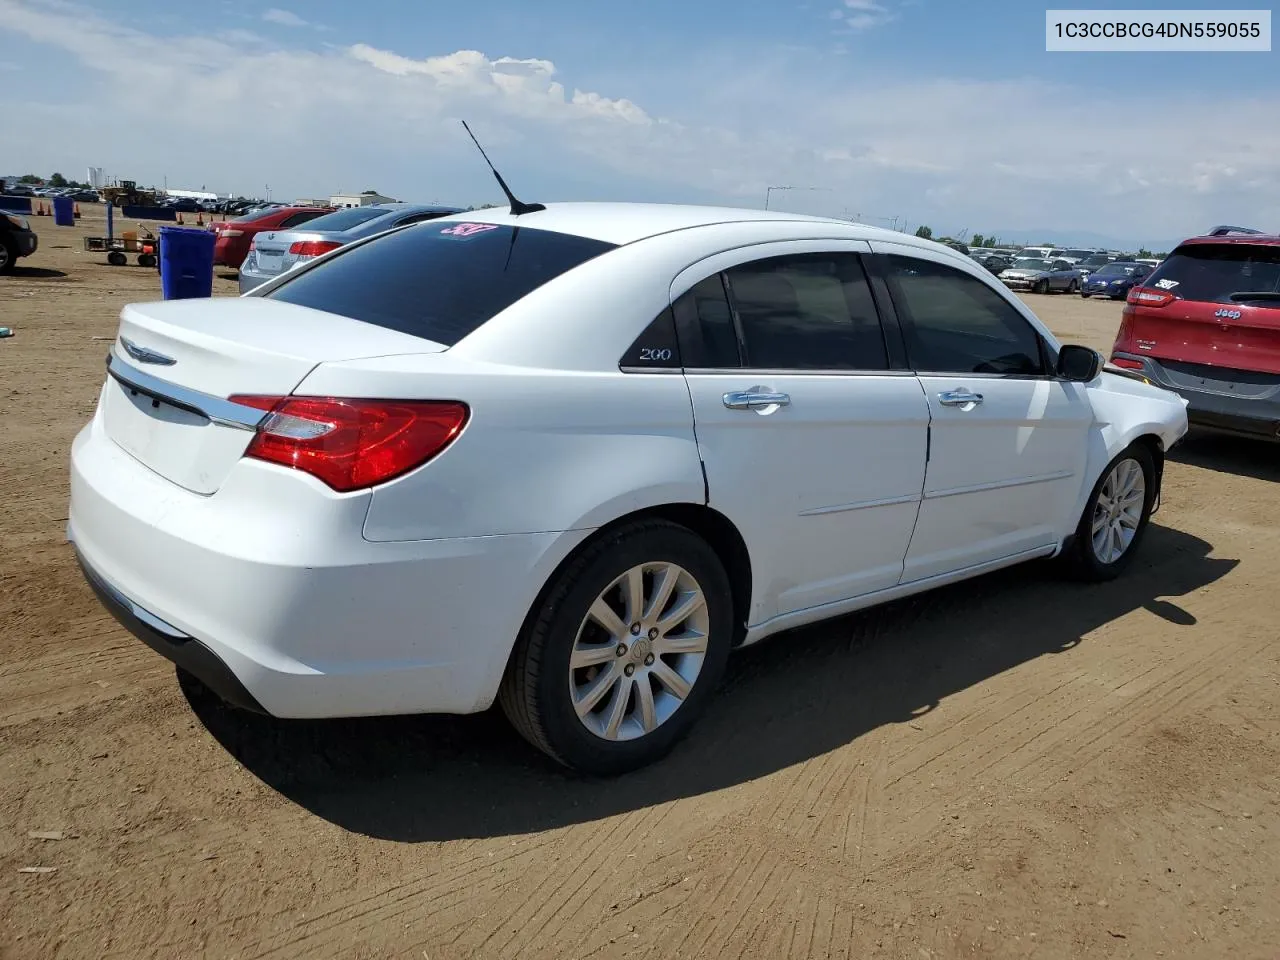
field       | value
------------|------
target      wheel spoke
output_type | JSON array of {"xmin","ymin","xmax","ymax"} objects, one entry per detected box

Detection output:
[
  {"xmin": 571, "ymin": 643, "xmax": 618, "ymax": 670},
  {"xmin": 635, "ymin": 678, "xmax": 658, "ymax": 733},
  {"xmin": 1117, "ymin": 511, "xmax": 1140, "ymax": 530},
  {"xmin": 655, "ymin": 631, "xmax": 708, "ymax": 656},
  {"xmin": 1091, "ymin": 510, "xmax": 1108, "ymax": 534},
  {"xmin": 644, "ymin": 564, "xmax": 679, "ymax": 623},
  {"xmin": 624, "ymin": 567, "xmax": 645, "ymax": 624},
  {"xmin": 651, "ymin": 659, "xmax": 692, "ymax": 700},
  {"xmin": 657, "ymin": 591, "xmax": 705, "ymax": 633},
  {"xmin": 587, "ymin": 597, "xmax": 628, "ymax": 641},
  {"xmin": 1110, "ymin": 522, "xmax": 1124, "ymax": 561},
  {"xmin": 573, "ymin": 663, "xmax": 618, "ymax": 717},
  {"xmin": 603, "ymin": 675, "xmax": 633, "ymax": 739}
]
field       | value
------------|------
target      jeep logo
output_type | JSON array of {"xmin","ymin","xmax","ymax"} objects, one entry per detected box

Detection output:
[{"xmin": 1215, "ymin": 308, "xmax": 1242, "ymax": 320}]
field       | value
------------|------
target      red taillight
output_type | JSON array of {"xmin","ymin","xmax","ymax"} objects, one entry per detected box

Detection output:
[
  {"xmin": 1126, "ymin": 286, "xmax": 1174, "ymax": 307},
  {"xmin": 218, "ymin": 228, "xmax": 244, "ymax": 237},
  {"xmin": 288, "ymin": 240, "xmax": 342, "ymax": 258},
  {"xmin": 228, "ymin": 396, "xmax": 469, "ymax": 492},
  {"xmin": 1110, "ymin": 357, "xmax": 1144, "ymax": 370}
]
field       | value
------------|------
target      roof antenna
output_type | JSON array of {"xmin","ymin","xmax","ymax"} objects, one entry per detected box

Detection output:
[{"xmin": 459, "ymin": 120, "xmax": 545, "ymax": 216}]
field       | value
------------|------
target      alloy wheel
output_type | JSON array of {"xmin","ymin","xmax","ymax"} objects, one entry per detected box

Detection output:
[
  {"xmin": 1091, "ymin": 458, "xmax": 1146, "ymax": 564},
  {"xmin": 569, "ymin": 562, "xmax": 709, "ymax": 741}
]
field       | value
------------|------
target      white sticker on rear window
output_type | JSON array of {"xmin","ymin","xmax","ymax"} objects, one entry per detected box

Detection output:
[
  {"xmin": 439, "ymin": 222, "xmax": 500, "ymax": 239},
  {"xmin": 1153, "ymin": 278, "xmax": 1179, "ymax": 289}
]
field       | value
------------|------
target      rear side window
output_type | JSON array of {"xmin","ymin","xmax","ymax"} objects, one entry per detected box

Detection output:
[
  {"xmin": 267, "ymin": 221, "xmax": 617, "ymax": 346},
  {"xmin": 724, "ymin": 253, "xmax": 888, "ymax": 370},
  {"xmin": 294, "ymin": 206, "xmax": 390, "ymax": 232},
  {"xmin": 1147, "ymin": 244, "xmax": 1280, "ymax": 307}
]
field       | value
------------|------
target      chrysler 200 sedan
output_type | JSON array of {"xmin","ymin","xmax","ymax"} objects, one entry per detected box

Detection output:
[{"xmin": 68, "ymin": 203, "xmax": 1189, "ymax": 774}]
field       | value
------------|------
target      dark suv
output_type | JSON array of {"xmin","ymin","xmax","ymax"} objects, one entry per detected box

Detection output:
[
  {"xmin": 0, "ymin": 211, "xmax": 39, "ymax": 273},
  {"xmin": 1110, "ymin": 226, "xmax": 1280, "ymax": 442}
]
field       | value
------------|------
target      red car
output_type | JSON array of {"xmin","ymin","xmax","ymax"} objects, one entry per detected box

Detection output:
[
  {"xmin": 211, "ymin": 206, "xmax": 332, "ymax": 269},
  {"xmin": 1111, "ymin": 225, "xmax": 1280, "ymax": 442}
]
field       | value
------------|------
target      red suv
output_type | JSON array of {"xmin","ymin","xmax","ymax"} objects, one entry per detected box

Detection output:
[
  {"xmin": 211, "ymin": 205, "xmax": 332, "ymax": 269},
  {"xmin": 1111, "ymin": 226, "xmax": 1280, "ymax": 442}
]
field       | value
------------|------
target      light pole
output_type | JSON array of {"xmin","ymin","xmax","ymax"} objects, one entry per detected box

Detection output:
[{"xmin": 764, "ymin": 185, "xmax": 829, "ymax": 210}]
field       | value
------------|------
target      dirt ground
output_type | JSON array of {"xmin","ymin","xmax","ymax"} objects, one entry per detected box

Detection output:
[{"xmin": 2, "ymin": 205, "xmax": 1278, "ymax": 960}]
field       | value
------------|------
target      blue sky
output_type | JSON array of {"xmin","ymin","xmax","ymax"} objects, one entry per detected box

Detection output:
[{"xmin": 2, "ymin": 0, "xmax": 1277, "ymax": 248}]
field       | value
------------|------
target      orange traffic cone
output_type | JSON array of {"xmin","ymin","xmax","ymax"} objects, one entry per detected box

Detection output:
[
  {"xmin": 196, "ymin": 212, "xmax": 203, "ymax": 226},
  {"xmin": 35, "ymin": 201, "xmax": 45, "ymax": 216},
  {"xmin": 74, "ymin": 202, "xmax": 81, "ymax": 219},
  {"xmin": 177, "ymin": 212, "xmax": 184, "ymax": 225}
]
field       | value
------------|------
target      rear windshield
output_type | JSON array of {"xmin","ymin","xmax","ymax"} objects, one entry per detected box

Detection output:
[
  {"xmin": 294, "ymin": 206, "xmax": 391, "ymax": 233},
  {"xmin": 1147, "ymin": 244, "xmax": 1280, "ymax": 307},
  {"xmin": 1095, "ymin": 263, "xmax": 1142, "ymax": 277},
  {"xmin": 267, "ymin": 221, "xmax": 618, "ymax": 345},
  {"xmin": 232, "ymin": 207, "xmax": 286, "ymax": 224}
]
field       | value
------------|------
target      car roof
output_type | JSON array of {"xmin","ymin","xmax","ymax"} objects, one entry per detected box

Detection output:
[
  {"xmin": 436, "ymin": 201, "xmax": 923, "ymax": 248},
  {"xmin": 1180, "ymin": 234, "xmax": 1280, "ymax": 247}
]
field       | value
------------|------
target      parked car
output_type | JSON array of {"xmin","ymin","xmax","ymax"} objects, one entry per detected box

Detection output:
[
  {"xmin": 1111, "ymin": 226, "xmax": 1280, "ymax": 442},
  {"xmin": 999, "ymin": 258, "xmax": 1081, "ymax": 294},
  {"xmin": 0, "ymin": 211, "xmax": 38, "ymax": 273},
  {"xmin": 1081, "ymin": 261, "xmax": 1151, "ymax": 299},
  {"xmin": 971, "ymin": 251, "xmax": 1014, "ymax": 275},
  {"xmin": 238, "ymin": 202, "xmax": 463, "ymax": 293},
  {"xmin": 1075, "ymin": 254, "xmax": 1118, "ymax": 277},
  {"xmin": 211, "ymin": 205, "xmax": 333, "ymax": 270},
  {"xmin": 1017, "ymin": 246, "xmax": 1055, "ymax": 259},
  {"xmin": 69, "ymin": 204, "xmax": 1190, "ymax": 773}
]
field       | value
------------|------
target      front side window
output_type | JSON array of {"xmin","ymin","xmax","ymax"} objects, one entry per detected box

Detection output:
[
  {"xmin": 723, "ymin": 254, "xmax": 888, "ymax": 370},
  {"xmin": 883, "ymin": 255, "xmax": 1044, "ymax": 375}
]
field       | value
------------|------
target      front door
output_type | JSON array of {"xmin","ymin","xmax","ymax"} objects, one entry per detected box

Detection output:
[
  {"xmin": 870, "ymin": 244, "xmax": 1095, "ymax": 582},
  {"xmin": 673, "ymin": 243, "xmax": 930, "ymax": 626}
]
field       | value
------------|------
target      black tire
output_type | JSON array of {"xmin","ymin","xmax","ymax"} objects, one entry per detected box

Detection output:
[
  {"xmin": 499, "ymin": 519, "xmax": 734, "ymax": 775},
  {"xmin": 1033, "ymin": 279, "xmax": 1049, "ymax": 294},
  {"xmin": 0, "ymin": 239, "xmax": 14, "ymax": 274},
  {"xmin": 137, "ymin": 253, "xmax": 156, "ymax": 268},
  {"xmin": 1063, "ymin": 443, "xmax": 1156, "ymax": 582},
  {"xmin": 1067, "ymin": 279, "xmax": 1079, "ymax": 294},
  {"xmin": 1080, "ymin": 292, "xmax": 1091, "ymax": 299},
  {"xmin": 107, "ymin": 250, "xmax": 127, "ymax": 266}
]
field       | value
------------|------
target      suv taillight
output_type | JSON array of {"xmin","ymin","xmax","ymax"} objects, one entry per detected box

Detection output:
[
  {"xmin": 288, "ymin": 240, "xmax": 342, "ymax": 258},
  {"xmin": 228, "ymin": 396, "xmax": 469, "ymax": 492},
  {"xmin": 1126, "ymin": 286, "xmax": 1174, "ymax": 307}
]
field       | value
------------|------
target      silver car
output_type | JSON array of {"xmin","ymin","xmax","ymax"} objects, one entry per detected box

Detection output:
[
  {"xmin": 239, "ymin": 203, "xmax": 463, "ymax": 294},
  {"xmin": 999, "ymin": 257, "xmax": 1081, "ymax": 294}
]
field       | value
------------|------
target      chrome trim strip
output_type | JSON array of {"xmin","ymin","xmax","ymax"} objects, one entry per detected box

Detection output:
[
  {"xmin": 81, "ymin": 555, "xmax": 190, "ymax": 639},
  {"xmin": 924, "ymin": 469, "xmax": 1076, "ymax": 500},
  {"xmin": 105, "ymin": 352, "xmax": 267, "ymax": 432},
  {"xmin": 799, "ymin": 492, "xmax": 921, "ymax": 517}
]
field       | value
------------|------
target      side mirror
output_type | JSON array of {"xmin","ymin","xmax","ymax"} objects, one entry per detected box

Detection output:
[{"xmin": 1057, "ymin": 344, "xmax": 1103, "ymax": 382}]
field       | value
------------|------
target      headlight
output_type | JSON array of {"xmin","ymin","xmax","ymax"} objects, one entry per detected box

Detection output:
[{"xmin": 4, "ymin": 213, "xmax": 29, "ymax": 230}]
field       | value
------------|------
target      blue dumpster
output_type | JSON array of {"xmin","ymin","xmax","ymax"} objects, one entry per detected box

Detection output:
[
  {"xmin": 52, "ymin": 195, "xmax": 75, "ymax": 227},
  {"xmin": 158, "ymin": 226, "xmax": 216, "ymax": 299}
]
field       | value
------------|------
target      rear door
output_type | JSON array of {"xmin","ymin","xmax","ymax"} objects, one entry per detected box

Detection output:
[
  {"xmin": 869, "ymin": 244, "xmax": 1094, "ymax": 582},
  {"xmin": 674, "ymin": 242, "xmax": 930, "ymax": 625},
  {"xmin": 1132, "ymin": 242, "xmax": 1280, "ymax": 375}
]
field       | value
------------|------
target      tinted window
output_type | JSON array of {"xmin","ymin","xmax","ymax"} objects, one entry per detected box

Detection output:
[
  {"xmin": 268, "ymin": 221, "xmax": 617, "ymax": 346},
  {"xmin": 1095, "ymin": 263, "xmax": 1142, "ymax": 277},
  {"xmin": 1145, "ymin": 244, "xmax": 1280, "ymax": 307},
  {"xmin": 672, "ymin": 275, "xmax": 739, "ymax": 368},
  {"xmin": 724, "ymin": 254, "xmax": 888, "ymax": 370},
  {"xmin": 295, "ymin": 206, "xmax": 391, "ymax": 233},
  {"xmin": 883, "ymin": 255, "xmax": 1044, "ymax": 375},
  {"xmin": 620, "ymin": 309, "xmax": 682, "ymax": 368},
  {"xmin": 279, "ymin": 210, "xmax": 329, "ymax": 229},
  {"xmin": 231, "ymin": 207, "xmax": 285, "ymax": 224},
  {"xmin": 393, "ymin": 211, "xmax": 452, "ymax": 227}
]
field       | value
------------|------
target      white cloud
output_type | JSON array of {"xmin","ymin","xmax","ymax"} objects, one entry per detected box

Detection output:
[
  {"xmin": 261, "ymin": 7, "xmax": 307, "ymax": 28},
  {"xmin": 1, "ymin": 0, "xmax": 1278, "ymax": 243},
  {"xmin": 832, "ymin": 0, "xmax": 896, "ymax": 32}
]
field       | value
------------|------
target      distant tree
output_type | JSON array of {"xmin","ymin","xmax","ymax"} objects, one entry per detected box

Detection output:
[
  {"xmin": 971, "ymin": 233, "xmax": 986, "ymax": 248},
  {"xmin": 914, "ymin": 225, "xmax": 933, "ymax": 239},
  {"xmin": 19, "ymin": 174, "xmax": 41, "ymax": 184},
  {"xmin": 1137, "ymin": 247, "xmax": 1153, "ymax": 259},
  {"xmin": 49, "ymin": 172, "xmax": 68, "ymax": 187}
]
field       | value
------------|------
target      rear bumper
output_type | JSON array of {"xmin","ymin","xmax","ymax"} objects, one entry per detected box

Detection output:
[
  {"xmin": 237, "ymin": 265, "xmax": 271, "ymax": 294},
  {"xmin": 68, "ymin": 411, "xmax": 582, "ymax": 718},
  {"xmin": 1112, "ymin": 352, "xmax": 1280, "ymax": 441}
]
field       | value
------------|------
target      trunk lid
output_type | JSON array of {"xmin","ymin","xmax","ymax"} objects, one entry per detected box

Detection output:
[
  {"xmin": 102, "ymin": 297, "xmax": 446, "ymax": 494},
  {"xmin": 249, "ymin": 229, "xmax": 347, "ymax": 278}
]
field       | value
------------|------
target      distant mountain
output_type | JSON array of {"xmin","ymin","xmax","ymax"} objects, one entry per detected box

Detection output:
[{"xmin": 982, "ymin": 227, "xmax": 1185, "ymax": 254}]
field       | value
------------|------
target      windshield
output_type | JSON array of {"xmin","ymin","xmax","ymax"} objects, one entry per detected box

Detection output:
[
  {"xmin": 1095, "ymin": 263, "xmax": 1140, "ymax": 277},
  {"xmin": 1082, "ymin": 256, "xmax": 1114, "ymax": 266},
  {"xmin": 1063, "ymin": 249, "xmax": 1093, "ymax": 259},
  {"xmin": 1144, "ymin": 244, "xmax": 1280, "ymax": 306},
  {"xmin": 293, "ymin": 206, "xmax": 391, "ymax": 233},
  {"xmin": 268, "ymin": 221, "xmax": 618, "ymax": 346},
  {"xmin": 1012, "ymin": 258, "xmax": 1052, "ymax": 271}
]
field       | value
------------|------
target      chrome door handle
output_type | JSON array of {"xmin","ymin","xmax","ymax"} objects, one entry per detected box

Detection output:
[
  {"xmin": 937, "ymin": 388, "xmax": 984, "ymax": 407},
  {"xmin": 723, "ymin": 390, "xmax": 792, "ymax": 410}
]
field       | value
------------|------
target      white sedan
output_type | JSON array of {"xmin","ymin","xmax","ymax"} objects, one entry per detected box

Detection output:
[{"xmin": 68, "ymin": 203, "xmax": 1189, "ymax": 774}]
